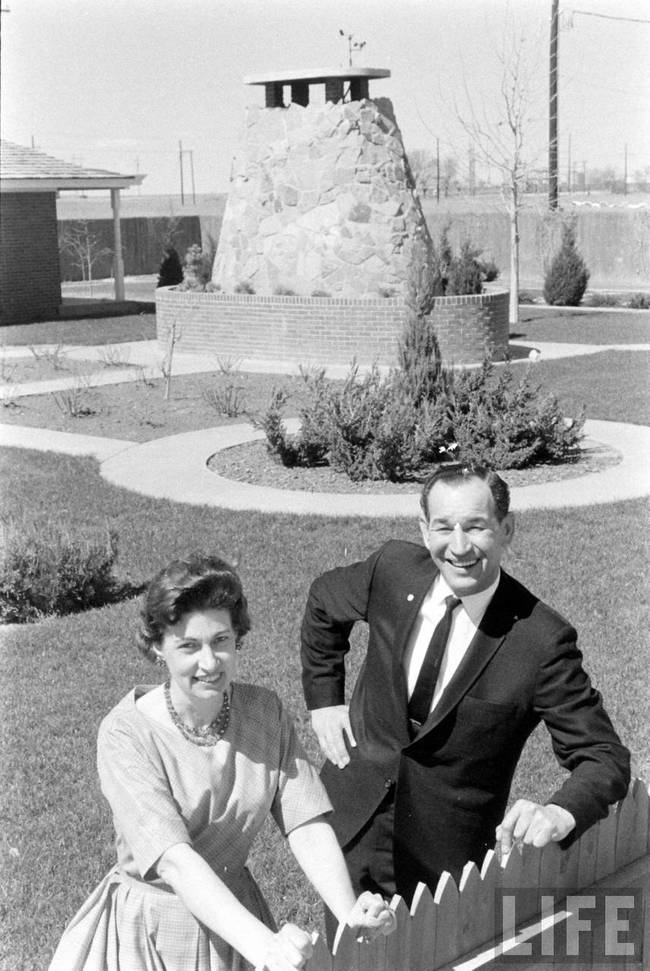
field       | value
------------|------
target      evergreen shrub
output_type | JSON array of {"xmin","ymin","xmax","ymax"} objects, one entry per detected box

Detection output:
[
  {"xmin": 177, "ymin": 244, "xmax": 213, "ymax": 291},
  {"xmin": 0, "ymin": 521, "xmax": 132, "ymax": 624},
  {"xmin": 543, "ymin": 223, "xmax": 590, "ymax": 306},
  {"xmin": 156, "ymin": 247, "xmax": 184, "ymax": 288}
]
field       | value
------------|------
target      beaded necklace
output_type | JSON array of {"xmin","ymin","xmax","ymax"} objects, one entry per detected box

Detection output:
[{"xmin": 163, "ymin": 680, "xmax": 230, "ymax": 747}]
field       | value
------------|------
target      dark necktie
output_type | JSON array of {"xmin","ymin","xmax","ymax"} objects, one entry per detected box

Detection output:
[{"xmin": 408, "ymin": 595, "xmax": 461, "ymax": 730}]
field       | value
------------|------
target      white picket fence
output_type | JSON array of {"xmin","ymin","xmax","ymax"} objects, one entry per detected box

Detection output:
[{"xmin": 303, "ymin": 777, "xmax": 650, "ymax": 970}]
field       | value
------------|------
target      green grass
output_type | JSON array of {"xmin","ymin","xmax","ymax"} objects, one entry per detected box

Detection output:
[
  {"xmin": 0, "ymin": 313, "xmax": 156, "ymax": 347},
  {"xmin": 513, "ymin": 306, "xmax": 650, "ymax": 345},
  {"xmin": 535, "ymin": 350, "xmax": 650, "ymax": 426},
  {"xmin": 1, "ymin": 447, "xmax": 649, "ymax": 970},
  {"xmin": 1, "ymin": 305, "xmax": 649, "ymax": 969}
]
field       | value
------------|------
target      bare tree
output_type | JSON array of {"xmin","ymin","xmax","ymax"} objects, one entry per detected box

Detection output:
[
  {"xmin": 58, "ymin": 221, "xmax": 113, "ymax": 296},
  {"xmin": 407, "ymin": 149, "xmax": 437, "ymax": 198},
  {"xmin": 453, "ymin": 24, "xmax": 545, "ymax": 326}
]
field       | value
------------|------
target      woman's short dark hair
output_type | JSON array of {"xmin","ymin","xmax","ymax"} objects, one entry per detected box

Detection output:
[
  {"xmin": 137, "ymin": 553, "xmax": 251, "ymax": 662},
  {"xmin": 419, "ymin": 463, "xmax": 510, "ymax": 522}
]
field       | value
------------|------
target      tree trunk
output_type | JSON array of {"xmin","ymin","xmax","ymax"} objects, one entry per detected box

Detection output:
[{"xmin": 508, "ymin": 198, "xmax": 520, "ymax": 328}]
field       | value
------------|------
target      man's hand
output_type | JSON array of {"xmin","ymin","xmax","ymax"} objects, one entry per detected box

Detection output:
[
  {"xmin": 496, "ymin": 801, "xmax": 576, "ymax": 859},
  {"xmin": 310, "ymin": 706, "xmax": 356, "ymax": 768}
]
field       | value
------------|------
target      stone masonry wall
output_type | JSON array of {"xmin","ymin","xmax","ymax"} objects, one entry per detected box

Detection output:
[
  {"xmin": 156, "ymin": 288, "xmax": 509, "ymax": 367},
  {"xmin": 212, "ymin": 98, "xmax": 430, "ymax": 298},
  {"xmin": 1, "ymin": 192, "xmax": 61, "ymax": 325}
]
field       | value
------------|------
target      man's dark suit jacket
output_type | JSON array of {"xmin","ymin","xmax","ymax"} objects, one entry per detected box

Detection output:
[{"xmin": 301, "ymin": 540, "xmax": 630, "ymax": 901}]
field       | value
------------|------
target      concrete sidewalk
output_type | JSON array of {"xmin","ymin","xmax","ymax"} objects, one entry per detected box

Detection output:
[
  {"xmin": 2, "ymin": 339, "xmax": 649, "ymax": 400},
  {"xmin": 1, "ymin": 337, "xmax": 649, "ymax": 517},
  {"xmin": 2, "ymin": 417, "xmax": 649, "ymax": 517}
]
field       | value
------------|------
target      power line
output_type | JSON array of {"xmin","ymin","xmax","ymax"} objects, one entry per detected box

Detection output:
[{"xmin": 568, "ymin": 9, "xmax": 650, "ymax": 25}]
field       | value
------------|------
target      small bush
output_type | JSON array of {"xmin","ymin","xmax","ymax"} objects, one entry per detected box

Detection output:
[
  {"xmin": 447, "ymin": 240, "xmax": 484, "ymax": 296},
  {"xmin": 156, "ymin": 247, "xmax": 184, "ymax": 288},
  {"xmin": 234, "ymin": 280, "xmax": 255, "ymax": 294},
  {"xmin": 177, "ymin": 244, "xmax": 213, "ymax": 291},
  {"xmin": 628, "ymin": 293, "xmax": 650, "ymax": 310},
  {"xmin": 0, "ymin": 520, "xmax": 129, "ymax": 623},
  {"xmin": 274, "ymin": 285, "xmax": 296, "ymax": 296},
  {"xmin": 587, "ymin": 293, "xmax": 621, "ymax": 308},
  {"xmin": 378, "ymin": 286, "xmax": 397, "ymax": 298},
  {"xmin": 543, "ymin": 222, "xmax": 590, "ymax": 306},
  {"xmin": 201, "ymin": 374, "xmax": 247, "ymax": 417},
  {"xmin": 479, "ymin": 258, "xmax": 500, "ymax": 283},
  {"xmin": 206, "ymin": 281, "xmax": 222, "ymax": 293},
  {"xmin": 310, "ymin": 289, "xmax": 331, "ymax": 298}
]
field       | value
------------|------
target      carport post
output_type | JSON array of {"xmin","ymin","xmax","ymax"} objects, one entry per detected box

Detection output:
[{"xmin": 110, "ymin": 188, "xmax": 125, "ymax": 301}]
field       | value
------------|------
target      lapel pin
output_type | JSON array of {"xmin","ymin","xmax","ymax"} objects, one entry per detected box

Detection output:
[{"xmin": 407, "ymin": 594, "xmax": 414, "ymax": 601}]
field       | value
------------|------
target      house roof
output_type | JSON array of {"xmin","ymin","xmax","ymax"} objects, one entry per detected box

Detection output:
[{"xmin": 0, "ymin": 140, "xmax": 145, "ymax": 193}]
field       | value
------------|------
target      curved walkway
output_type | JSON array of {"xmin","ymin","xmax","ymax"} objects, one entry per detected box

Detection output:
[
  {"xmin": 1, "ymin": 338, "xmax": 649, "ymax": 517},
  {"xmin": 4, "ymin": 417, "xmax": 648, "ymax": 518}
]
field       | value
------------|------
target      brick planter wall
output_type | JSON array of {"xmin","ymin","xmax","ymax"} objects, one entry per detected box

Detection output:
[{"xmin": 155, "ymin": 288, "xmax": 509, "ymax": 367}]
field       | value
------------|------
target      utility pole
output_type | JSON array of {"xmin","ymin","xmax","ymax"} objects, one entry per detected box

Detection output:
[
  {"xmin": 188, "ymin": 150, "xmax": 196, "ymax": 204},
  {"xmin": 624, "ymin": 143, "xmax": 628, "ymax": 196},
  {"xmin": 567, "ymin": 133, "xmax": 572, "ymax": 194},
  {"xmin": 436, "ymin": 137, "xmax": 440, "ymax": 204},
  {"xmin": 549, "ymin": 0, "xmax": 559, "ymax": 210},
  {"xmin": 179, "ymin": 140, "xmax": 185, "ymax": 205}
]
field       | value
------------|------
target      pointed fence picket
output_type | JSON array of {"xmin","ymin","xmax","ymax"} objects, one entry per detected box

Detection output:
[{"xmin": 303, "ymin": 778, "xmax": 650, "ymax": 971}]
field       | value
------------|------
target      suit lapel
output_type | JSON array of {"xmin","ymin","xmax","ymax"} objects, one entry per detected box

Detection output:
[
  {"xmin": 412, "ymin": 573, "xmax": 517, "ymax": 738},
  {"xmin": 395, "ymin": 560, "xmax": 438, "ymax": 662}
]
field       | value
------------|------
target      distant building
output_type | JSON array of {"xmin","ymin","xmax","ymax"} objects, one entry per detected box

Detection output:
[{"xmin": 0, "ymin": 140, "xmax": 143, "ymax": 325}]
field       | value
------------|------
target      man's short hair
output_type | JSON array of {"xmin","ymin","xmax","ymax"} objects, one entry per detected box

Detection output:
[{"xmin": 419, "ymin": 463, "xmax": 510, "ymax": 522}]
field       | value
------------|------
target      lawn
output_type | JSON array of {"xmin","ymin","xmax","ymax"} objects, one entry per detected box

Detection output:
[
  {"xmin": 513, "ymin": 306, "xmax": 650, "ymax": 345},
  {"xmin": 0, "ymin": 312, "xmax": 156, "ymax": 347},
  {"xmin": 1, "ymin": 306, "xmax": 649, "ymax": 970}
]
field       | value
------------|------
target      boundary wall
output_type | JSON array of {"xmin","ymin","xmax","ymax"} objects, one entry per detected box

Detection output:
[
  {"xmin": 155, "ymin": 288, "xmax": 509, "ymax": 367},
  {"xmin": 57, "ymin": 203, "xmax": 649, "ymax": 291}
]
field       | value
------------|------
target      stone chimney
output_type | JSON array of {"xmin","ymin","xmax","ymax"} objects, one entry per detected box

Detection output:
[{"xmin": 212, "ymin": 67, "xmax": 432, "ymax": 298}]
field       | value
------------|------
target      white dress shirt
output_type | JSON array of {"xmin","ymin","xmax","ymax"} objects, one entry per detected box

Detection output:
[{"xmin": 403, "ymin": 571, "xmax": 501, "ymax": 716}]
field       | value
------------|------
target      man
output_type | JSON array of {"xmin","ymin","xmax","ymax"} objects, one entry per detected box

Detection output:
[{"xmin": 301, "ymin": 464, "xmax": 630, "ymax": 904}]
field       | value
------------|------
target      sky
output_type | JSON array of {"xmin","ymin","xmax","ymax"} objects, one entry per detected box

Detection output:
[{"xmin": 1, "ymin": 0, "xmax": 649, "ymax": 196}]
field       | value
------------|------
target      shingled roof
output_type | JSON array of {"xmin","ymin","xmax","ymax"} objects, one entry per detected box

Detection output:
[{"xmin": 0, "ymin": 140, "xmax": 144, "ymax": 192}]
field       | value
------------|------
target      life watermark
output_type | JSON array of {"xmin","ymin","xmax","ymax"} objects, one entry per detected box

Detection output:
[{"xmin": 495, "ymin": 887, "xmax": 644, "ymax": 964}]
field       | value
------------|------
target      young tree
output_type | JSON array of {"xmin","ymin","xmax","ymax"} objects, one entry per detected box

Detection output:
[
  {"xmin": 58, "ymin": 221, "xmax": 113, "ymax": 295},
  {"xmin": 453, "ymin": 23, "xmax": 545, "ymax": 327}
]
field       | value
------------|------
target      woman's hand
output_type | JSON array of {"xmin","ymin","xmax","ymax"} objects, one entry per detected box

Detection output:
[
  {"xmin": 346, "ymin": 891, "xmax": 397, "ymax": 942},
  {"xmin": 258, "ymin": 923, "xmax": 314, "ymax": 970}
]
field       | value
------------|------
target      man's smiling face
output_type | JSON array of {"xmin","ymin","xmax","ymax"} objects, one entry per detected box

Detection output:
[{"xmin": 419, "ymin": 476, "xmax": 515, "ymax": 597}]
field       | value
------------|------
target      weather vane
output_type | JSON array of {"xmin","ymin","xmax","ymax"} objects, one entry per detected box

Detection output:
[{"xmin": 339, "ymin": 30, "xmax": 366, "ymax": 67}]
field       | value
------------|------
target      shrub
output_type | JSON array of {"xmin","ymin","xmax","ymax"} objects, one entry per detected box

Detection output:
[
  {"xmin": 479, "ymin": 258, "xmax": 500, "ymax": 283},
  {"xmin": 447, "ymin": 240, "xmax": 484, "ymax": 296},
  {"xmin": 587, "ymin": 292, "xmax": 620, "ymax": 308},
  {"xmin": 543, "ymin": 222, "xmax": 590, "ymax": 306},
  {"xmin": 0, "ymin": 520, "xmax": 130, "ymax": 623},
  {"xmin": 628, "ymin": 293, "xmax": 650, "ymax": 310},
  {"xmin": 177, "ymin": 244, "xmax": 213, "ymax": 291},
  {"xmin": 156, "ymin": 247, "xmax": 184, "ymax": 288},
  {"xmin": 234, "ymin": 280, "xmax": 255, "ymax": 294},
  {"xmin": 274, "ymin": 285, "xmax": 296, "ymax": 296},
  {"xmin": 450, "ymin": 357, "xmax": 584, "ymax": 469},
  {"xmin": 310, "ymin": 289, "xmax": 331, "ymax": 298},
  {"xmin": 252, "ymin": 377, "xmax": 330, "ymax": 468}
]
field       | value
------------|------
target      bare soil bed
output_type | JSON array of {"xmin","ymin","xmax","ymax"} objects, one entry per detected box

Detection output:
[
  {"xmin": 208, "ymin": 438, "xmax": 621, "ymax": 494},
  {"xmin": 0, "ymin": 371, "xmax": 310, "ymax": 441}
]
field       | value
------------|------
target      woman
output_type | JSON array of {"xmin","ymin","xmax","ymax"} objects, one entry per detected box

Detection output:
[{"xmin": 49, "ymin": 553, "xmax": 393, "ymax": 971}]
